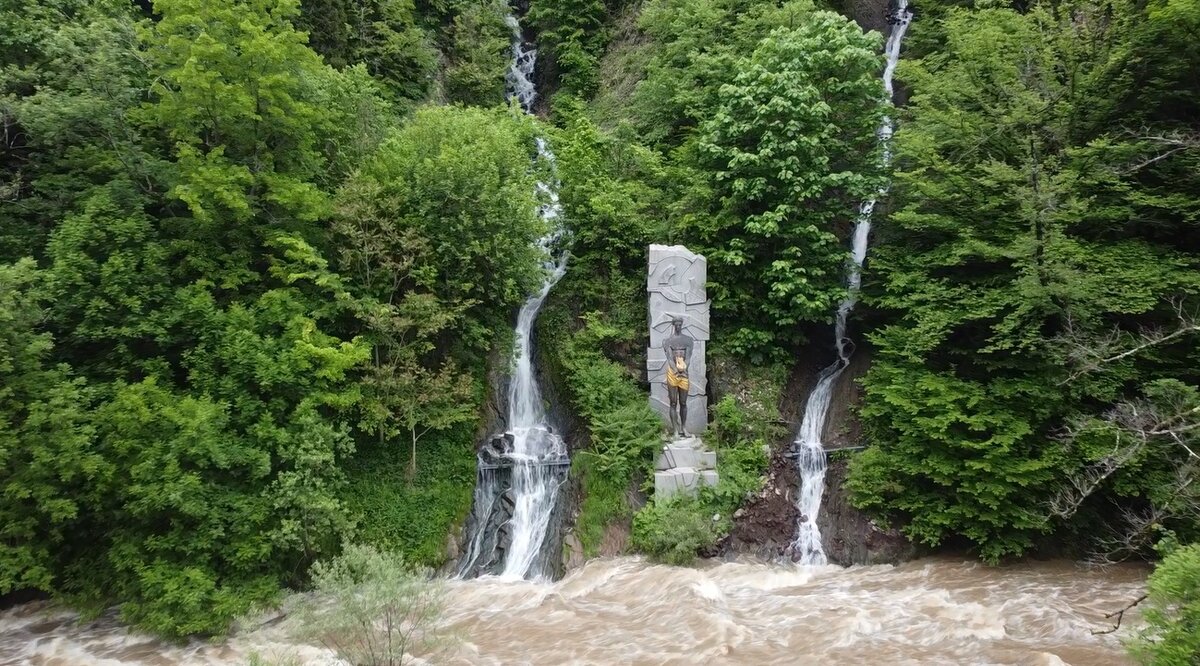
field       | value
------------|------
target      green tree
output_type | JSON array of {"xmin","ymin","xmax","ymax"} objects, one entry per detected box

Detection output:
[
  {"xmin": 27, "ymin": 0, "xmax": 384, "ymax": 635},
  {"xmin": 442, "ymin": 0, "xmax": 511, "ymax": 106},
  {"xmin": 692, "ymin": 15, "xmax": 885, "ymax": 357},
  {"xmin": 344, "ymin": 0, "xmax": 438, "ymax": 103},
  {"xmin": 336, "ymin": 105, "xmax": 546, "ymax": 355},
  {"xmin": 44, "ymin": 184, "xmax": 171, "ymax": 377},
  {"xmin": 366, "ymin": 358, "xmax": 476, "ymax": 479},
  {"xmin": 620, "ymin": 0, "xmax": 817, "ymax": 146},
  {"xmin": 294, "ymin": 0, "xmax": 437, "ymax": 103},
  {"xmin": 333, "ymin": 105, "xmax": 543, "ymax": 483},
  {"xmin": 547, "ymin": 97, "xmax": 668, "ymax": 351},
  {"xmin": 848, "ymin": 3, "xmax": 1200, "ymax": 561},
  {"xmin": 0, "ymin": 0, "xmax": 152, "ymax": 263},
  {"xmin": 295, "ymin": 0, "xmax": 351, "ymax": 67},
  {"xmin": 1132, "ymin": 540, "xmax": 1200, "ymax": 665},
  {"xmin": 0, "ymin": 260, "xmax": 101, "ymax": 595},
  {"xmin": 143, "ymin": 0, "xmax": 339, "ymax": 235},
  {"xmin": 77, "ymin": 242, "xmax": 370, "ymax": 636},
  {"xmin": 526, "ymin": 0, "xmax": 609, "ymax": 96}
]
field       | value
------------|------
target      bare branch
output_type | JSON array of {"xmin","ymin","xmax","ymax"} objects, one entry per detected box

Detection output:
[
  {"xmin": 1091, "ymin": 593, "xmax": 1149, "ymax": 635},
  {"xmin": 1059, "ymin": 299, "xmax": 1200, "ymax": 385},
  {"xmin": 1117, "ymin": 129, "xmax": 1200, "ymax": 174},
  {"xmin": 1048, "ymin": 322, "xmax": 1199, "ymax": 559},
  {"xmin": 1046, "ymin": 429, "xmax": 1143, "ymax": 522}
]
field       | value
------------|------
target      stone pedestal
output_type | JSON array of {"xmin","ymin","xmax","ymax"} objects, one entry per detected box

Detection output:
[
  {"xmin": 647, "ymin": 244, "xmax": 709, "ymax": 434},
  {"xmin": 653, "ymin": 436, "xmax": 718, "ymax": 498}
]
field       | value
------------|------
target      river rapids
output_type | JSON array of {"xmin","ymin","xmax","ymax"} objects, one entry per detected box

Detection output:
[{"xmin": 0, "ymin": 557, "xmax": 1147, "ymax": 665}]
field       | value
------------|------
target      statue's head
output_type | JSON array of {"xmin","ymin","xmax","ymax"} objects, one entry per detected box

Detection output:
[{"xmin": 672, "ymin": 318, "xmax": 683, "ymax": 334}]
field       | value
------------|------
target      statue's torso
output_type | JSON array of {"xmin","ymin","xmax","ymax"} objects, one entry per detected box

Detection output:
[{"xmin": 663, "ymin": 333, "xmax": 693, "ymax": 364}]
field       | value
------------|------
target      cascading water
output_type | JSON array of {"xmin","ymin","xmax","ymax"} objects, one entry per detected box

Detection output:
[
  {"xmin": 457, "ymin": 6, "xmax": 569, "ymax": 581},
  {"xmin": 791, "ymin": 0, "xmax": 913, "ymax": 566},
  {"xmin": 499, "ymin": 215, "xmax": 568, "ymax": 580}
]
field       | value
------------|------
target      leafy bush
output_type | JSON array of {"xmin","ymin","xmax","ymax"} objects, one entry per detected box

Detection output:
[
  {"xmin": 627, "ymin": 393, "xmax": 774, "ymax": 565},
  {"xmin": 296, "ymin": 0, "xmax": 438, "ymax": 103},
  {"xmin": 550, "ymin": 320, "xmax": 662, "ymax": 554},
  {"xmin": 527, "ymin": 0, "xmax": 610, "ymax": 95},
  {"xmin": 0, "ymin": 260, "xmax": 99, "ymax": 596},
  {"xmin": 340, "ymin": 423, "xmax": 477, "ymax": 567},
  {"xmin": 632, "ymin": 495, "xmax": 721, "ymax": 566},
  {"xmin": 1132, "ymin": 540, "xmax": 1200, "ymax": 665},
  {"xmin": 570, "ymin": 453, "xmax": 634, "ymax": 557},
  {"xmin": 290, "ymin": 544, "xmax": 449, "ymax": 666},
  {"xmin": 442, "ymin": 0, "xmax": 511, "ymax": 106}
]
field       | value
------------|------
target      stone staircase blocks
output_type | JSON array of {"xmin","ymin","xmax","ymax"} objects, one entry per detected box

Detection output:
[
  {"xmin": 654, "ymin": 445, "xmax": 717, "ymax": 471},
  {"xmin": 654, "ymin": 466, "xmax": 720, "ymax": 499},
  {"xmin": 653, "ymin": 434, "xmax": 720, "ymax": 499}
]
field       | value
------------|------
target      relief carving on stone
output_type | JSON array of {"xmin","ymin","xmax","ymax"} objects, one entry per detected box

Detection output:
[{"xmin": 647, "ymin": 244, "xmax": 709, "ymax": 434}]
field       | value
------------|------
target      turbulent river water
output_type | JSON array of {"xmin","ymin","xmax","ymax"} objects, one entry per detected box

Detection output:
[{"xmin": 0, "ymin": 557, "xmax": 1147, "ymax": 665}]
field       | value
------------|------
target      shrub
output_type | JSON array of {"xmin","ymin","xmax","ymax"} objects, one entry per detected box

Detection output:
[
  {"xmin": 289, "ymin": 544, "xmax": 449, "ymax": 666},
  {"xmin": 1132, "ymin": 540, "xmax": 1200, "ymax": 665},
  {"xmin": 632, "ymin": 495, "xmax": 722, "ymax": 566}
]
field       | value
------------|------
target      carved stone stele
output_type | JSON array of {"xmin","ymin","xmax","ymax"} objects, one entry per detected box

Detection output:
[{"xmin": 647, "ymin": 244, "xmax": 709, "ymax": 434}]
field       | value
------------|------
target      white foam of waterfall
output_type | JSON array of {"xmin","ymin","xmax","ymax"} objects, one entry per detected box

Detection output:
[
  {"xmin": 791, "ymin": 0, "xmax": 913, "ymax": 566},
  {"xmin": 494, "ymin": 11, "xmax": 569, "ymax": 581},
  {"xmin": 500, "ymin": 194, "xmax": 567, "ymax": 579},
  {"xmin": 505, "ymin": 15, "xmax": 538, "ymax": 112}
]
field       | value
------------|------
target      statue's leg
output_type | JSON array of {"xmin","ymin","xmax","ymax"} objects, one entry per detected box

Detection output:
[
  {"xmin": 678, "ymin": 387, "xmax": 688, "ymax": 436},
  {"xmin": 667, "ymin": 383, "xmax": 680, "ymax": 435}
]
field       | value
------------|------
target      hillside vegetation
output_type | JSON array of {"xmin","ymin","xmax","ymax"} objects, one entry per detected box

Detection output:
[{"xmin": 1, "ymin": 0, "xmax": 1196, "ymax": 657}]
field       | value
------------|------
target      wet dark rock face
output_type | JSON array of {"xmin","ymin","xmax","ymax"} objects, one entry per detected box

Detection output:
[
  {"xmin": 453, "ymin": 326, "xmax": 580, "ymax": 580},
  {"xmin": 818, "ymin": 458, "xmax": 916, "ymax": 565},
  {"xmin": 726, "ymin": 342, "xmax": 916, "ymax": 566},
  {"xmin": 456, "ymin": 468, "xmax": 516, "ymax": 579}
]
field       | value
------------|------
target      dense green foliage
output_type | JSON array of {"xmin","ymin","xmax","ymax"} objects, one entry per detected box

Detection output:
[
  {"xmin": 631, "ymin": 390, "xmax": 778, "ymax": 564},
  {"xmin": 442, "ymin": 0, "xmax": 512, "ymax": 106},
  {"xmin": 574, "ymin": 0, "xmax": 891, "ymax": 358},
  {"xmin": 846, "ymin": 0, "xmax": 1200, "ymax": 562},
  {"xmin": 339, "ymin": 425, "xmax": 477, "ymax": 566},
  {"xmin": 631, "ymin": 494, "xmax": 722, "ymax": 565},
  {"xmin": 1133, "ymin": 539, "xmax": 1200, "ymax": 665},
  {"xmin": 0, "ymin": 261, "xmax": 98, "ymax": 594},
  {"xmin": 540, "ymin": 312, "xmax": 662, "ymax": 556},
  {"xmin": 0, "ymin": 0, "xmax": 543, "ymax": 637},
  {"xmin": 692, "ymin": 16, "xmax": 884, "ymax": 356},
  {"xmin": 527, "ymin": 0, "xmax": 610, "ymax": 95},
  {"xmin": 3, "ymin": 0, "xmax": 1199, "ymax": 645}
]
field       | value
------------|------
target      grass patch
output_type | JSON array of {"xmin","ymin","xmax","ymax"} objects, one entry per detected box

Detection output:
[
  {"xmin": 571, "ymin": 453, "xmax": 634, "ymax": 556},
  {"xmin": 340, "ymin": 423, "xmax": 477, "ymax": 567}
]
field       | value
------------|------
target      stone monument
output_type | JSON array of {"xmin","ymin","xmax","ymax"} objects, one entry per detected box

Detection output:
[
  {"xmin": 647, "ymin": 244, "xmax": 709, "ymax": 434},
  {"xmin": 648, "ymin": 245, "xmax": 717, "ymax": 498}
]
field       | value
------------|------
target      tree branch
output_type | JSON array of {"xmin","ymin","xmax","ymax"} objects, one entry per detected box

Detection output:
[
  {"xmin": 1059, "ymin": 299, "xmax": 1200, "ymax": 385},
  {"xmin": 1091, "ymin": 593, "xmax": 1148, "ymax": 635}
]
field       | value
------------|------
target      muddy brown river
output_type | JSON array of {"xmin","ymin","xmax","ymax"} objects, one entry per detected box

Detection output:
[{"xmin": 0, "ymin": 556, "xmax": 1148, "ymax": 665}]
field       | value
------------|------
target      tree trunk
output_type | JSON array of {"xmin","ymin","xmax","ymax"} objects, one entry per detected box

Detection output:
[{"xmin": 408, "ymin": 428, "xmax": 418, "ymax": 481}]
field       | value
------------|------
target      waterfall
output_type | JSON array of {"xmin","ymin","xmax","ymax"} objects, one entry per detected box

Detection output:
[
  {"xmin": 458, "ymin": 5, "xmax": 569, "ymax": 581},
  {"xmin": 500, "ymin": 197, "xmax": 568, "ymax": 579},
  {"xmin": 790, "ymin": 0, "xmax": 913, "ymax": 566}
]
